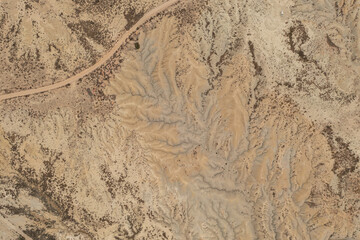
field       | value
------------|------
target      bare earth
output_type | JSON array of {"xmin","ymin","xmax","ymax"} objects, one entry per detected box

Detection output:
[
  {"xmin": 0, "ymin": 0, "xmax": 180, "ymax": 102},
  {"xmin": 0, "ymin": 0, "xmax": 360, "ymax": 239}
]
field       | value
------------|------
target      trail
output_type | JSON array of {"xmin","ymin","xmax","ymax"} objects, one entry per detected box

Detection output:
[
  {"xmin": 0, "ymin": 214, "xmax": 33, "ymax": 240},
  {"xmin": 0, "ymin": 0, "xmax": 180, "ymax": 102}
]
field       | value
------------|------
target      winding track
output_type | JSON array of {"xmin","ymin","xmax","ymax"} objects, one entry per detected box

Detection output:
[{"xmin": 0, "ymin": 0, "xmax": 180, "ymax": 102}]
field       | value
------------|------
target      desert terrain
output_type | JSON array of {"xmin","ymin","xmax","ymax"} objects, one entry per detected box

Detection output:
[{"xmin": 0, "ymin": 0, "xmax": 359, "ymax": 239}]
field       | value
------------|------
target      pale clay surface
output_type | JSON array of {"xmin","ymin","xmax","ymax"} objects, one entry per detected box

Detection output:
[{"xmin": 0, "ymin": 0, "xmax": 359, "ymax": 239}]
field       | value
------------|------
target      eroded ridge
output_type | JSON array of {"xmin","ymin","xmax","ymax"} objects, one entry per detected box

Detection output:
[
  {"xmin": 0, "ymin": 0, "xmax": 359, "ymax": 239},
  {"xmin": 0, "ymin": 0, "xmax": 181, "ymax": 102}
]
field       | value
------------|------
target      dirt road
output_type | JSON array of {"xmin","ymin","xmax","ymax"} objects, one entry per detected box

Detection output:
[
  {"xmin": 0, "ymin": 214, "xmax": 32, "ymax": 240},
  {"xmin": 0, "ymin": 0, "xmax": 180, "ymax": 102}
]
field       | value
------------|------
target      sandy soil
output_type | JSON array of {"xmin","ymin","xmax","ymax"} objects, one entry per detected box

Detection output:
[
  {"xmin": 0, "ymin": 0, "xmax": 180, "ymax": 101},
  {"xmin": 0, "ymin": 0, "xmax": 359, "ymax": 239}
]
